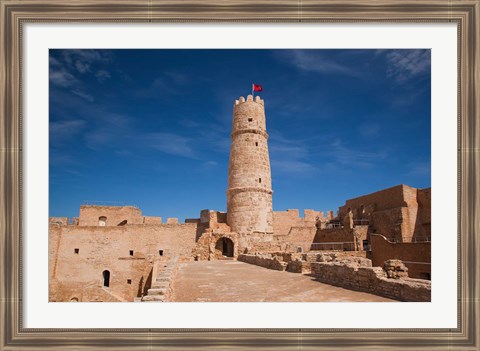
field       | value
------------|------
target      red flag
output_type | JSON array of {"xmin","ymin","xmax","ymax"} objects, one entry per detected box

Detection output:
[{"xmin": 252, "ymin": 84, "xmax": 263, "ymax": 92}]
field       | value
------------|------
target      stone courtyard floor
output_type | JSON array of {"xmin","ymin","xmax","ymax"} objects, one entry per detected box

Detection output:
[{"xmin": 171, "ymin": 260, "xmax": 394, "ymax": 302}]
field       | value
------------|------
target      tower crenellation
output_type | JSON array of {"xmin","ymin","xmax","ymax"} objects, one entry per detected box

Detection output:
[{"xmin": 227, "ymin": 94, "xmax": 273, "ymax": 238}]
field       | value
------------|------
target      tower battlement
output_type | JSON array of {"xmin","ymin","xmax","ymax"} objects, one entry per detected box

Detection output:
[{"xmin": 234, "ymin": 95, "xmax": 264, "ymax": 106}]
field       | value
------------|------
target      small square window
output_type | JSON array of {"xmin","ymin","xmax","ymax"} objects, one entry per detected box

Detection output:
[
  {"xmin": 159, "ymin": 250, "xmax": 164, "ymax": 256},
  {"xmin": 127, "ymin": 279, "xmax": 132, "ymax": 284},
  {"xmin": 129, "ymin": 250, "xmax": 134, "ymax": 256},
  {"xmin": 74, "ymin": 248, "xmax": 79, "ymax": 254},
  {"xmin": 248, "ymin": 118, "xmax": 253, "ymax": 122}
]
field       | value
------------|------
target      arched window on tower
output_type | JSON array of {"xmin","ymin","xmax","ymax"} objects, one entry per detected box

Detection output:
[
  {"xmin": 99, "ymin": 216, "xmax": 107, "ymax": 226},
  {"xmin": 103, "ymin": 270, "xmax": 110, "ymax": 287}
]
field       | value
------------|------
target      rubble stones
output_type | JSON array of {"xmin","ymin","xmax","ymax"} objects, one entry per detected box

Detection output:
[
  {"xmin": 383, "ymin": 259, "xmax": 409, "ymax": 279},
  {"xmin": 237, "ymin": 252, "xmax": 429, "ymax": 302}
]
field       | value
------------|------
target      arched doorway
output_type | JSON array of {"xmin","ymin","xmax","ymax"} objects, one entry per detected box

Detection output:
[
  {"xmin": 102, "ymin": 270, "xmax": 110, "ymax": 287},
  {"xmin": 215, "ymin": 237, "xmax": 234, "ymax": 257}
]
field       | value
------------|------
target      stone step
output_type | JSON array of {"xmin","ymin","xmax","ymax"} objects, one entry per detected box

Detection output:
[
  {"xmin": 142, "ymin": 295, "xmax": 165, "ymax": 302},
  {"xmin": 147, "ymin": 288, "xmax": 167, "ymax": 296},
  {"xmin": 156, "ymin": 277, "xmax": 170, "ymax": 283},
  {"xmin": 151, "ymin": 282, "xmax": 169, "ymax": 289}
]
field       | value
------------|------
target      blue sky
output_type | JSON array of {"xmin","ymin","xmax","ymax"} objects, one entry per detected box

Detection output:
[{"xmin": 49, "ymin": 49, "xmax": 431, "ymax": 221}]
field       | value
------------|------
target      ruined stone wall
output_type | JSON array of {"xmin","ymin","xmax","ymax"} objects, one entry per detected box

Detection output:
[
  {"xmin": 271, "ymin": 209, "xmax": 323, "ymax": 250},
  {"xmin": 239, "ymin": 251, "xmax": 367, "ymax": 274},
  {"xmin": 370, "ymin": 234, "xmax": 431, "ymax": 279},
  {"xmin": 227, "ymin": 95, "xmax": 273, "ymax": 237},
  {"xmin": 238, "ymin": 253, "xmax": 288, "ymax": 271},
  {"xmin": 49, "ymin": 223, "xmax": 197, "ymax": 302},
  {"xmin": 78, "ymin": 206, "xmax": 144, "ymax": 226},
  {"xmin": 311, "ymin": 261, "xmax": 431, "ymax": 302}
]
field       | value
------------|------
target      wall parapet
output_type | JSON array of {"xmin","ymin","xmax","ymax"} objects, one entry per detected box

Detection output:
[{"xmin": 238, "ymin": 254, "xmax": 287, "ymax": 271}]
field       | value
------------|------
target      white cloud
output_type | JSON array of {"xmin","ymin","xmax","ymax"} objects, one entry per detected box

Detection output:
[
  {"xmin": 71, "ymin": 90, "xmax": 94, "ymax": 102},
  {"xmin": 50, "ymin": 119, "xmax": 86, "ymax": 142},
  {"xmin": 385, "ymin": 50, "xmax": 430, "ymax": 83},
  {"xmin": 95, "ymin": 70, "xmax": 111, "ymax": 82},
  {"xmin": 147, "ymin": 132, "xmax": 197, "ymax": 159},
  {"xmin": 276, "ymin": 50, "xmax": 359, "ymax": 76},
  {"xmin": 50, "ymin": 50, "xmax": 113, "ymax": 89},
  {"xmin": 406, "ymin": 162, "xmax": 430, "ymax": 177},
  {"xmin": 327, "ymin": 139, "xmax": 387, "ymax": 168},
  {"xmin": 271, "ymin": 159, "xmax": 316, "ymax": 175},
  {"xmin": 269, "ymin": 130, "xmax": 316, "ymax": 176},
  {"xmin": 49, "ymin": 68, "xmax": 78, "ymax": 87},
  {"xmin": 358, "ymin": 123, "xmax": 380, "ymax": 138},
  {"xmin": 75, "ymin": 61, "xmax": 90, "ymax": 74}
]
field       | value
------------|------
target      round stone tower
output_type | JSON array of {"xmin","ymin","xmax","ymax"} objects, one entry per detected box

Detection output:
[{"xmin": 226, "ymin": 94, "xmax": 273, "ymax": 236}]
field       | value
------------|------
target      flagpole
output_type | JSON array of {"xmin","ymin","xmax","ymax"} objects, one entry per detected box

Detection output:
[{"xmin": 251, "ymin": 84, "xmax": 254, "ymax": 98}]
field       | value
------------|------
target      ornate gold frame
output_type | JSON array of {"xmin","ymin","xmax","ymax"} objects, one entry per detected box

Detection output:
[{"xmin": 1, "ymin": 0, "xmax": 479, "ymax": 350}]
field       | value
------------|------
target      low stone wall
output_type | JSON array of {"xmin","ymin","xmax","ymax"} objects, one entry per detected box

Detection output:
[
  {"xmin": 238, "ymin": 252, "xmax": 430, "ymax": 301},
  {"xmin": 237, "ymin": 254, "xmax": 287, "ymax": 271},
  {"xmin": 239, "ymin": 251, "xmax": 369, "ymax": 274},
  {"xmin": 311, "ymin": 261, "xmax": 431, "ymax": 302}
]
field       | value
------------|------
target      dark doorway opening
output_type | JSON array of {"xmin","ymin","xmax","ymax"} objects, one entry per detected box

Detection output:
[
  {"xmin": 215, "ymin": 237, "xmax": 234, "ymax": 257},
  {"xmin": 103, "ymin": 270, "xmax": 110, "ymax": 287}
]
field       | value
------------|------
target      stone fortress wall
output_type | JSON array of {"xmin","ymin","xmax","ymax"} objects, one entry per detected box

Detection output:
[
  {"xmin": 49, "ymin": 206, "xmax": 198, "ymax": 302},
  {"xmin": 337, "ymin": 184, "xmax": 431, "ymax": 243}
]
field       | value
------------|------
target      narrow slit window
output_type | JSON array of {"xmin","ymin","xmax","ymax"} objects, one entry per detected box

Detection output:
[
  {"xmin": 259, "ymin": 178, "xmax": 262, "ymax": 183},
  {"xmin": 159, "ymin": 250, "xmax": 164, "ymax": 256},
  {"xmin": 129, "ymin": 250, "xmax": 134, "ymax": 256},
  {"xmin": 255, "ymin": 142, "xmax": 258, "ymax": 146},
  {"xmin": 74, "ymin": 248, "xmax": 79, "ymax": 254},
  {"xmin": 102, "ymin": 270, "xmax": 110, "ymax": 287}
]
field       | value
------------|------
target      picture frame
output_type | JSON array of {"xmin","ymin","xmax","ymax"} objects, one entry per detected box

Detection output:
[{"xmin": 1, "ymin": 0, "xmax": 478, "ymax": 349}]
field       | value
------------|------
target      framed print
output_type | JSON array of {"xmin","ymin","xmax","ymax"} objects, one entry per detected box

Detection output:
[{"xmin": 1, "ymin": 0, "xmax": 479, "ymax": 350}]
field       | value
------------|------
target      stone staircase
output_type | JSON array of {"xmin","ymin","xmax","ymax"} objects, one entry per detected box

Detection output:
[{"xmin": 141, "ymin": 258, "xmax": 178, "ymax": 302}]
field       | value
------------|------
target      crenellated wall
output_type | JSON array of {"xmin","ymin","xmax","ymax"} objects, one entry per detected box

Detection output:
[
  {"xmin": 78, "ymin": 205, "xmax": 144, "ymax": 226},
  {"xmin": 271, "ymin": 209, "xmax": 326, "ymax": 249}
]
